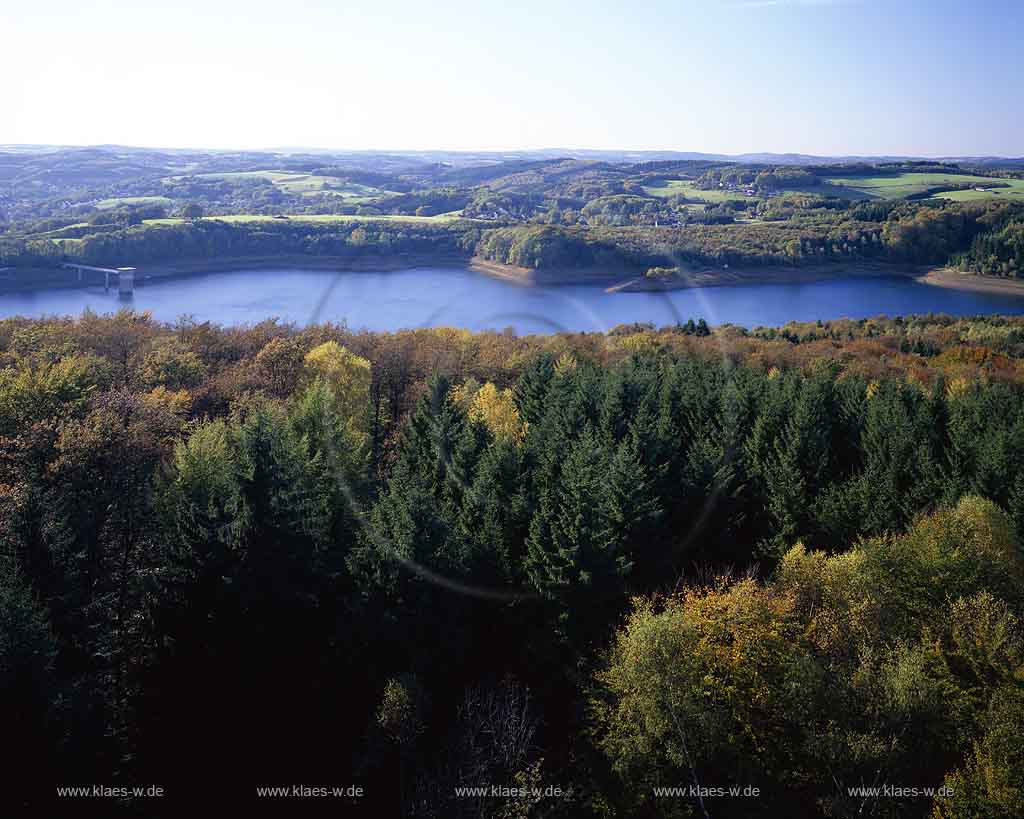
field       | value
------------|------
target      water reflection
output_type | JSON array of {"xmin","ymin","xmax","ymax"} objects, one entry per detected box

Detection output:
[{"xmin": 1, "ymin": 266, "xmax": 1023, "ymax": 332}]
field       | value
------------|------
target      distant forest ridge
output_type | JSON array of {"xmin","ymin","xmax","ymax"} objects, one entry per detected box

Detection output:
[
  {"xmin": 2, "ymin": 145, "xmax": 1023, "ymax": 282},
  {"xmin": 4, "ymin": 144, "xmax": 1024, "ymax": 167}
]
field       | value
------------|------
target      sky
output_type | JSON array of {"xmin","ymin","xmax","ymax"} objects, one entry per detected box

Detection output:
[{"xmin": 4, "ymin": 0, "xmax": 1022, "ymax": 156}]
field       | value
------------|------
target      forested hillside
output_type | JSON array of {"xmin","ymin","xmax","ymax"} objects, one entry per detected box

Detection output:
[
  {"xmin": 3, "ymin": 311, "xmax": 1024, "ymax": 816},
  {"xmin": 3, "ymin": 147, "xmax": 1024, "ymax": 281}
]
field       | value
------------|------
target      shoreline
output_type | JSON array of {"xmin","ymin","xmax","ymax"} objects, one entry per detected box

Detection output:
[
  {"xmin": 1, "ymin": 254, "xmax": 1022, "ymax": 299},
  {"xmin": 605, "ymin": 262, "xmax": 924, "ymax": 292},
  {"xmin": 468, "ymin": 257, "xmax": 633, "ymax": 285},
  {"xmin": 469, "ymin": 258, "xmax": 934, "ymax": 292},
  {"xmin": 140, "ymin": 253, "xmax": 473, "ymax": 277},
  {"xmin": 916, "ymin": 267, "xmax": 1024, "ymax": 297},
  {"xmin": 0, "ymin": 253, "xmax": 473, "ymax": 294}
]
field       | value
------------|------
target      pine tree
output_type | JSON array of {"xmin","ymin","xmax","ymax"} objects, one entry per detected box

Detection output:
[
  {"xmin": 288, "ymin": 377, "xmax": 367, "ymax": 545},
  {"xmin": 453, "ymin": 438, "xmax": 526, "ymax": 585},
  {"xmin": 348, "ymin": 374, "xmax": 495, "ymax": 685},
  {"xmin": 604, "ymin": 433, "xmax": 661, "ymax": 577},
  {"xmin": 852, "ymin": 379, "xmax": 944, "ymax": 536},
  {"xmin": 512, "ymin": 352, "xmax": 555, "ymax": 427},
  {"xmin": 140, "ymin": 401, "xmax": 344, "ymax": 792},
  {"xmin": 525, "ymin": 430, "xmax": 632, "ymax": 652},
  {"xmin": 0, "ymin": 558, "xmax": 58, "ymax": 794},
  {"xmin": 391, "ymin": 373, "xmax": 483, "ymax": 520}
]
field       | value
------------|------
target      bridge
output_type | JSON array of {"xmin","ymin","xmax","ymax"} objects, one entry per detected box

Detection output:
[{"xmin": 61, "ymin": 263, "xmax": 136, "ymax": 294}]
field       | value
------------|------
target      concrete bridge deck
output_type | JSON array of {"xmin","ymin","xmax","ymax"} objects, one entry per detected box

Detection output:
[{"xmin": 60, "ymin": 263, "xmax": 136, "ymax": 293}]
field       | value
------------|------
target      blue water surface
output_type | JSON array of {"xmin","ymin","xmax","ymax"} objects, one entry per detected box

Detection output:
[{"xmin": 2, "ymin": 267, "xmax": 1023, "ymax": 333}]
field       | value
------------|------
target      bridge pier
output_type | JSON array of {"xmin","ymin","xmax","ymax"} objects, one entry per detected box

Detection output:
[
  {"xmin": 118, "ymin": 269, "xmax": 134, "ymax": 295},
  {"xmin": 62, "ymin": 263, "xmax": 136, "ymax": 294}
]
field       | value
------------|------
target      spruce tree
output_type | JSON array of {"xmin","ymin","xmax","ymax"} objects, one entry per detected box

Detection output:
[
  {"xmin": 512, "ymin": 352, "xmax": 555, "ymax": 427},
  {"xmin": 525, "ymin": 430, "xmax": 632, "ymax": 652}
]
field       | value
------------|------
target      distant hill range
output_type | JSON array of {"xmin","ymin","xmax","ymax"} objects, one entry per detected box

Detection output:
[
  {"xmin": 3, "ymin": 145, "xmax": 1023, "ymax": 169},
  {"xmin": 263, "ymin": 147, "xmax": 1024, "ymax": 169}
]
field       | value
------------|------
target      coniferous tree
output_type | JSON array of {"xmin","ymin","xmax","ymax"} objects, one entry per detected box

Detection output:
[
  {"xmin": 757, "ymin": 371, "xmax": 835, "ymax": 556},
  {"xmin": 349, "ymin": 373, "xmax": 490, "ymax": 689},
  {"xmin": 453, "ymin": 437, "xmax": 527, "ymax": 586},
  {"xmin": 512, "ymin": 352, "xmax": 555, "ymax": 427},
  {"xmin": 0, "ymin": 559, "xmax": 58, "ymax": 797},
  {"xmin": 851, "ymin": 379, "xmax": 944, "ymax": 536},
  {"xmin": 138, "ymin": 400, "xmax": 345, "ymax": 793},
  {"xmin": 526, "ymin": 429, "xmax": 635, "ymax": 654}
]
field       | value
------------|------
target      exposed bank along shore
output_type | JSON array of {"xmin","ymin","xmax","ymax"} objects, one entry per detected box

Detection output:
[{"xmin": 3, "ymin": 255, "xmax": 1023, "ymax": 300}]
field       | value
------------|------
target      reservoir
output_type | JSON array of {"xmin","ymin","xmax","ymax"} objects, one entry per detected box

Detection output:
[{"xmin": 2, "ymin": 266, "xmax": 1024, "ymax": 333}]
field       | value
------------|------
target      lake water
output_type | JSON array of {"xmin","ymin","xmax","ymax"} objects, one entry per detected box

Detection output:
[{"xmin": 2, "ymin": 266, "xmax": 1024, "ymax": 333}]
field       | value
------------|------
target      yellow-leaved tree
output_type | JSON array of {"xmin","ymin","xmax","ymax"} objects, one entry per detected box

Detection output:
[
  {"xmin": 297, "ymin": 341, "xmax": 373, "ymax": 477},
  {"xmin": 469, "ymin": 382, "xmax": 526, "ymax": 445},
  {"xmin": 452, "ymin": 379, "xmax": 526, "ymax": 445},
  {"xmin": 592, "ymin": 578, "xmax": 817, "ymax": 818},
  {"xmin": 593, "ymin": 497, "xmax": 1024, "ymax": 818},
  {"xmin": 303, "ymin": 342, "xmax": 372, "ymax": 427}
]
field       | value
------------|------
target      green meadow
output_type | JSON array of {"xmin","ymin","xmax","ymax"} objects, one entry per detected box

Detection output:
[
  {"xmin": 96, "ymin": 195, "xmax": 174, "ymax": 210},
  {"xmin": 934, "ymin": 177, "xmax": 1024, "ymax": 202},
  {"xmin": 143, "ymin": 211, "xmax": 469, "ymax": 226},
  {"xmin": 645, "ymin": 173, "xmax": 1023, "ymax": 204},
  {"xmin": 164, "ymin": 170, "xmax": 398, "ymax": 201},
  {"xmin": 643, "ymin": 179, "xmax": 760, "ymax": 203},
  {"xmin": 822, "ymin": 172, "xmax": 1018, "ymax": 200}
]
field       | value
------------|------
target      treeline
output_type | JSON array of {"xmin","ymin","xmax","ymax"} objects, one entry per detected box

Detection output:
[
  {"xmin": 473, "ymin": 225, "xmax": 615, "ymax": 269},
  {"xmin": 2, "ymin": 312, "xmax": 1024, "ymax": 816},
  {"xmin": 0, "ymin": 219, "xmax": 479, "ymax": 269},
  {"xmin": 700, "ymin": 165, "xmax": 821, "ymax": 193},
  {"xmin": 3, "ymin": 198, "xmax": 1024, "ymax": 282},
  {"xmin": 955, "ymin": 215, "xmax": 1024, "ymax": 277},
  {"xmin": 310, "ymin": 166, "xmax": 415, "ymax": 192},
  {"xmin": 477, "ymin": 200, "xmax": 1024, "ymax": 270},
  {"xmin": 369, "ymin": 187, "xmax": 471, "ymax": 217},
  {"xmin": 805, "ymin": 160, "xmax": 974, "ymax": 177},
  {"xmin": 463, "ymin": 190, "xmax": 546, "ymax": 221},
  {"xmin": 159, "ymin": 175, "xmax": 285, "ymax": 213}
]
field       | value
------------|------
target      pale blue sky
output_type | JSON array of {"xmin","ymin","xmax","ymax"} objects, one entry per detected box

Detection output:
[{"xmin": 5, "ymin": 0, "xmax": 1022, "ymax": 155}]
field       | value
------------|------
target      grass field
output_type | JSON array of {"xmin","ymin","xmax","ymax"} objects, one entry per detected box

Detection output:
[
  {"xmin": 934, "ymin": 178, "xmax": 1024, "ymax": 202},
  {"xmin": 31, "ymin": 222, "xmax": 89, "ymax": 236},
  {"xmin": 647, "ymin": 173, "xmax": 1024, "ymax": 204},
  {"xmin": 96, "ymin": 195, "xmax": 174, "ymax": 210},
  {"xmin": 821, "ymin": 172, "xmax": 1020, "ymax": 200},
  {"xmin": 643, "ymin": 179, "xmax": 760, "ymax": 203},
  {"xmin": 164, "ymin": 170, "xmax": 397, "ymax": 202},
  {"xmin": 143, "ymin": 211, "xmax": 469, "ymax": 226}
]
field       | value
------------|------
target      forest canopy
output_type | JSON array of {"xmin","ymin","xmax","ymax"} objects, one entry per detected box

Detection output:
[{"xmin": 3, "ymin": 310, "xmax": 1024, "ymax": 815}]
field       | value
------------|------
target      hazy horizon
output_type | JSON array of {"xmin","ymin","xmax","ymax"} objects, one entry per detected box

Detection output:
[
  {"xmin": 7, "ymin": 0, "xmax": 1022, "ymax": 156},
  {"xmin": 3, "ymin": 143, "xmax": 1022, "ymax": 161}
]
